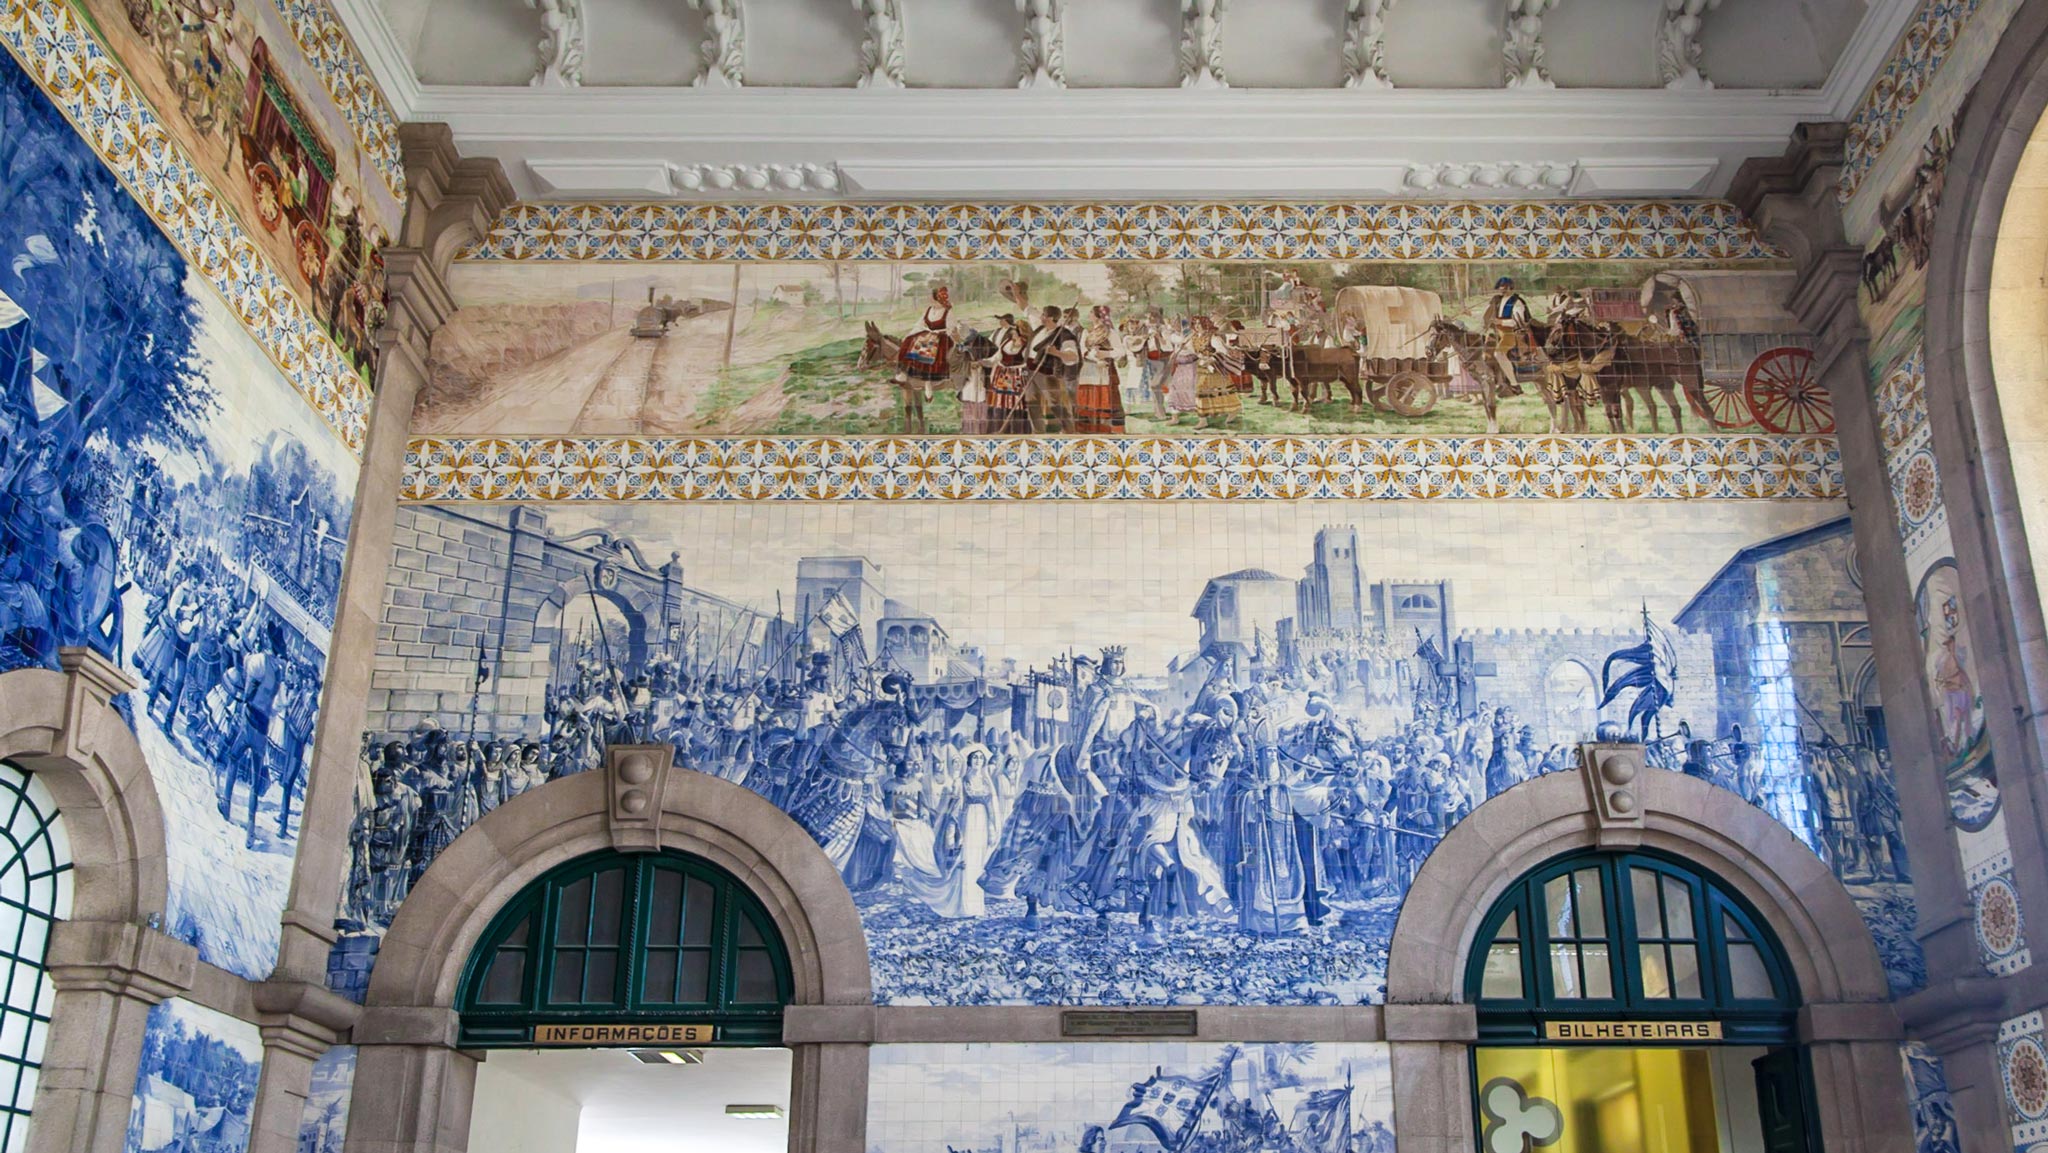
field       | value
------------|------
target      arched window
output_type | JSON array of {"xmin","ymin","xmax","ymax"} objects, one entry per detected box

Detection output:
[
  {"xmin": 1399, "ymin": 593, "xmax": 1438, "ymax": 610},
  {"xmin": 458, "ymin": 850, "xmax": 791, "ymax": 1048},
  {"xmin": 1465, "ymin": 850, "xmax": 1798, "ymax": 1044},
  {"xmin": 0, "ymin": 762, "xmax": 71, "ymax": 1151}
]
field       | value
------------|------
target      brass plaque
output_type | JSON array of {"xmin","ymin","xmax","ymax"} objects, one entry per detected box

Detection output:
[
  {"xmin": 1060, "ymin": 1010, "xmax": 1198, "ymax": 1038},
  {"xmin": 1543, "ymin": 1020, "xmax": 1723, "ymax": 1042},
  {"xmin": 532, "ymin": 1023, "xmax": 717, "ymax": 1045}
]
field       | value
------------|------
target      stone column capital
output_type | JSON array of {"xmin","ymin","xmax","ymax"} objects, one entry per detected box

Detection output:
[
  {"xmin": 253, "ymin": 979, "xmax": 363, "ymax": 1060},
  {"xmin": 43, "ymin": 919, "xmax": 197, "ymax": 1005}
]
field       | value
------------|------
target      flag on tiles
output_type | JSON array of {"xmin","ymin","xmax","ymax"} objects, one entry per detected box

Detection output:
[
  {"xmin": 1289, "ymin": 1087, "xmax": 1354, "ymax": 1153},
  {"xmin": 1110, "ymin": 1066, "xmax": 1224, "ymax": 1149}
]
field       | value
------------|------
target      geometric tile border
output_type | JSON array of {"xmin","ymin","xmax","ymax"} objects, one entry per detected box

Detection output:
[
  {"xmin": 0, "ymin": 0, "xmax": 372, "ymax": 455},
  {"xmin": 1969, "ymin": 850, "xmax": 2033, "ymax": 978},
  {"xmin": 402, "ymin": 433, "xmax": 1845, "ymax": 503},
  {"xmin": 2000, "ymin": 1010, "xmax": 2048, "ymax": 1149},
  {"xmin": 459, "ymin": 200, "xmax": 1788, "ymax": 264},
  {"xmin": 1842, "ymin": 0, "xmax": 1985, "ymax": 204},
  {"xmin": 272, "ymin": 0, "xmax": 407, "ymax": 203}
]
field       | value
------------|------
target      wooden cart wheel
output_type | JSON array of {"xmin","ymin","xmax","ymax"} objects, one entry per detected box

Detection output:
[
  {"xmin": 1743, "ymin": 346, "xmax": 1833, "ymax": 434},
  {"xmin": 1690, "ymin": 376, "xmax": 1753, "ymax": 429},
  {"xmin": 249, "ymin": 163, "xmax": 283, "ymax": 230},
  {"xmin": 295, "ymin": 221, "xmax": 326, "ymax": 283},
  {"xmin": 1385, "ymin": 370, "xmax": 1439, "ymax": 417},
  {"xmin": 1365, "ymin": 378, "xmax": 1393, "ymax": 412}
]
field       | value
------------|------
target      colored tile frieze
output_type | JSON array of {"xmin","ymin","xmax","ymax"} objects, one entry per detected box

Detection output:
[
  {"xmin": 460, "ymin": 201, "xmax": 1787, "ymax": 264},
  {"xmin": 0, "ymin": 0, "xmax": 371, "ymax": 454},
  {"xmin": 401, "ymin": 433, "xmax": 1845, "ymax": 503},
  {"xmin": 270, "ymin": 0, "xmax": 408, "ymax": 202},
  {"xmin": 1842, "ymin": 0, "xmax": 1984, "ymax": 204}
]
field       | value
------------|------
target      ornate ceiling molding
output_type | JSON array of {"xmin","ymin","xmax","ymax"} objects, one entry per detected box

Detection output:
[
  {"xmin": 526, "ymin": 0, "xmax": 585, "ymax": 87},
  {"xmin": 1658, "ymin": 0, "xmax": 1723, "ymax": 90},
  {"xmin": 457, "ymin": 198, "xmax": 1785, "ymax": 263},
  {"xmin": 1017, "ymin": 0, "xmax": 1065, "ymax": 90},
  {"xmin": 400, "ymin": 434, "xmax": 1846, "ymax": 504},
  {"xmin": 1178, "ymin": 0, "xmax": 1228, "ymax": 90},
  {"xmin": 855, "ymin": 0, "xmax": 906, "ymax": 90},
  {"xmin": 1503, "ymin": 0, "xmax": 1560, "ymax": 90},
  {"xmin": 688, "ymin": 0, "xmax": 745, "ymax": 89},
  {"xmin": 1404, "ymin": 162, "xmax": 1576, "ymax": 193},
  {"xmin": 1343, "ymin": 0, "xmax": 1398, "ymax": 91}
]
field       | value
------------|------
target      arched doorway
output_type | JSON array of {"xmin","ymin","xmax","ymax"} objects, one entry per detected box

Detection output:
[
  {"xmin": 1466, "ymin": 849, "xmax": 1812, "ymax": 1153},
  {"xmin": 456, "ymin": 848, "xmax": 796, "ymax": 1153}
]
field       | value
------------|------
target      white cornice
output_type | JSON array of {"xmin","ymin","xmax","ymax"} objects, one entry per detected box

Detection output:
[{"xmin": 335, "ymin": 0, "xmax": 1924, "ymax": 202}]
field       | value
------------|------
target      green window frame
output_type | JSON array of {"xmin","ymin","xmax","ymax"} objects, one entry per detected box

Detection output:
[
  {"xmin": 0, "ymin": 762, "xmax": 71, "ymax": 1153},
  {"xmin": 1464, "ymin": 849, "xmax": 1798, "ymax": 1044},
  {"xmin": 457, "ymin": 850, "xmax": 793, "ymax": 1048}
]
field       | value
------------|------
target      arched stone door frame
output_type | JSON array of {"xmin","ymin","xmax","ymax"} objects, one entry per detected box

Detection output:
[
  {"xmin": 1382, "ymin": 759, "xmax": 1908, "ymax": 1153},
  {"xmin": 348, "ymin": 751, "xmax": 873, "ymax": 1153}
]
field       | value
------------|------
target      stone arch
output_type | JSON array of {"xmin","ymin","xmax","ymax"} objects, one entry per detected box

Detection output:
[
  {"xmin": 534, "ymin": 581, "xmax": 654, "ymax": 687},
  {"xmin": 0, "ymin": 662, "xmax": 168, "ymax": 926},
  {"xmin": 1386, "ymin": 766, "xmax": 1889, "ymax": 1007},
  {"xmin": 1925, "ymin": 0, "xmax": 2048, "ymax": 796},
  {"xmin": 366, "ymin": 766, "xmax": 870, "ymax": 1012}
]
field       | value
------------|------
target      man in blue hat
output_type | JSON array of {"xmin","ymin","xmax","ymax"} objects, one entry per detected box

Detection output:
[{"xmin": 1484, "ymin": 276, "xmax": 1532, "ymax": 397}]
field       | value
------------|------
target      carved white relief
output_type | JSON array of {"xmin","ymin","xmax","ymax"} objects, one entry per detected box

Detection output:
[
  {"xmin": 1405, "ymin": 161, "xmax": 1575, "ymax": 192},
  {"xmin": 688, "ymin": 0, "xmax": 745, "ymax": 88},
  {"xmin": 1342, "ymin": 0, "xmax": 1398, "ymax": 90},
  {"xmin": 1657, "ymin": 0, "xmax": 1721, "ymax": 90},
  {"xmin": 670, "ymin": 163, "xmax": 842, "ymax": 195},
  {"xmin": 525, "ymin": 0, "xmax": 585, "ymax": 87},
  {"xmin": 1178, "ymin": 0, "xmax": 1228, "ymax": 90},
  {"xmin": 1016, "ymin": 0, "xmax": 1065, "ymax": 90},
  {"xmin": 1502, "ymin": 0, "xmax": 1558, "ymax": 90},
  {"xmin": 854, "ymin": 0, "xmax": 906, "ymax": 89}
]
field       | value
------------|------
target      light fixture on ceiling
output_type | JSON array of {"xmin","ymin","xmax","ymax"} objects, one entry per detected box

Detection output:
[
  {"xmin": 625, "ymin": 1048, "xmax": 704, "ymax": 1066},
  {"xmin": 724, "ymin": 1105, "xmax": 785, "ymax": 1119}
]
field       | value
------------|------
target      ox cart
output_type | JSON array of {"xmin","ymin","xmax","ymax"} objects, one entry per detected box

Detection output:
[
  {"xmin": 1258, "ymin": 284, "xmax": 1453, "ymax": 416},
  {"xmin": 1592, "ymin": 273, "xmax": 1832, "ymax": 434}
]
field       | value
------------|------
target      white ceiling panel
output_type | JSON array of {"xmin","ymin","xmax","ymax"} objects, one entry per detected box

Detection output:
[
  {"xmin": 582, "ymin": 0, "xmax": 706, "ymax": 86},
  {"xmin": 1381, "ymin": 0, "xmax": 1500, "ymax": 89},
  {"xmin": 1221, "ymin": 0, "xmax": 1345, "ymax": 88},
  {"xmin": 901, "ymin": 0, "xmax": 1017, "ymax": 87},
  {"xmin": 745, "ymin": 0, "xmax": 864, "ymax": 87},
  {"xmin": 1064, "ymin": 0, "xmax": 1182, "ymax": 88}
]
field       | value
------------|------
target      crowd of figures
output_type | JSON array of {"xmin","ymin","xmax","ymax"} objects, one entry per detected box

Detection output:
[{"xmin": 345, "ymin": 637, "xmax": 1590, "ymax": 946}]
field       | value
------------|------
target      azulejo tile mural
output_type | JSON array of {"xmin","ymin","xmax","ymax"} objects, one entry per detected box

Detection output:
[
  {"xmin": 125, "ymin": 999, "xmax": 263, "ymax": 1153},
  {"xmin": 0, "ymin": 0, "xmax": 373, "ymax": 450},
  {"xmin": 2002, "ymin": 1010, "xmax": 2048, "ymax": 1153},
  {"xmin": 401, "ymin": 434, "xmax": 1845, "ymax": 503},
  {"xmin": 423, "ymin": 256, "xmax": 1824, "ymax": 440},
  {"xmin": 866, "ymin": 1042, "xmax": 1394, "ymax": 1153},
  {"xmin": 0, "ymin": 45, "xmax": 358, "ymax": 979},
  {"xmin": 333, "ymin": 499, "xmax": 1922, "ymax": 1005},
  {"xmin": 1841, "ymin": 0, "xmax": 1986, "ymax": 204},
  {"xmin": 463, "ymin": 202, "xmax": 1784, "ymax": 264},
  {"xmin": 1901, "ymin": 1041, "xmax": 1963, "ymax": 1153},
  {"xmin": 296, "ymin": 1045, "xmax": 355, "ymax": 1153}
]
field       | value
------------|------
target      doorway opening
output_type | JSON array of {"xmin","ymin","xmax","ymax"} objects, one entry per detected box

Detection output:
[
  {"xmin": 1466, "ymin": 849, "xmax": 1816, "ymax": 1153},
  {"xmin": 458, "ymin": 848, "xmax": 795, "ymax": 1153}
]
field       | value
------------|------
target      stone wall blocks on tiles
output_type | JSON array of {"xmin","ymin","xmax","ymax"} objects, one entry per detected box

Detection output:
[
  {"xmin": 780, "ymin": 1004, "xmax": 876, "ymax": 1044},
  {"xmin": 44, "ymin": 919, "xmax": 197, "ymax": 1002},
  {"xmin": 252, "ymin": 979, "xmax": 362, "ymax": 1059},
  {"xmin": 353, "ymin": 1005, "xmax": 462, "ymax": 1049}
]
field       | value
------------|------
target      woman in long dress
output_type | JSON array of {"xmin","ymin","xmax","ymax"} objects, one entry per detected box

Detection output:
[
  {"xmin": 1074, "ymin": 305, "xmax": 1128, "ymax": 434},
  {"xmin": 1194, "ymin": 318, "xmax": 1244, "ymax": 430},
  {"xmin": 890, "ymin": 752, "xmax": 1000, "ymax": 919},
  {"xmin": 1164, "ymin": 319, "xmax": 1202, "ymax": 420},
  {"xmin": 982, "ymin": 317, "xmax": 1033, "ymax": 435}
]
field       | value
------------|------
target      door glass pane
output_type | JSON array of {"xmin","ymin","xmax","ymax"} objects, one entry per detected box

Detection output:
[
  {"xmin": 1549, "ymin": 945, "xmax": 1581, "ymax": 998},
  {"xmin": 643, "ymin": 951, "xmax": 679, "ymax": 1003},
  {"xmin": 1661, "ymin": 877, "xmax": 1695, "ymax": 940},
  {"xmin": 1640, "ymin": 945, "xmax": 1671, "ymax": 998},
  {"xmin": 1494, "ymin": 910, "xmax": 1519, "ymax": 942},
  {"xmin": 480, "ymin": 951, "xmax": 525, "ymax": 1004},
  {"xmin": 1723, "ymin": 912, "xmax": 1752, "ymax": 943},
  {"xmin": 1481, "ymin": 944, "xmax": 1524, "ymax": 999},
  {"xmin": 1573, "ymin": 870, "xmax": 1606, "ymax": 937},
  {"xmin": 683, "ymin": 877, "xmax": 715, "ymax": 947},
  {"xmin": 1728, "ymin": 942, "xmax": 1775, "ymax": 1000},
  {"xmin": 738, "ymin": 913, "xmax": 764, "ymax": 947},
  {"xmin": 648, "ymin": 870, "xmax": 683, "ymax": 944},
  {"xmin": 556, "ymin": 876, "xmax": 592, "ymax": 946},
  {"xmin": 1544, "ymin": 875, "xmax": 1575, "ymax": 938},
  {"xmin": 1580, "ymin": 942, "xmax": 1612, "ymax": 999},
  {"xmin": 1670, "ymin": 944, "xmax": 1701, "ymax": 998},
  {"xmin": 585, "ymin": 949, "xmax": 619, "ymax": 1002},
  {"xmin": 680, "ymin": 951, "xmax": 712, "ymax": 1003},
  {"xmin": 550, "ymin": 952, "xmax": 585, "ymax": 1003},
  {"xmin": 590, "ymin": 869, "xmax": 626, "ymax": 947},
  {"xmin": 1475, "ymin": 1047, "xmax": 1723, "ymax": 1153},
  {"xmin": 1632, "ymin": 868, "xmax": 1662, "ymax": 936}
]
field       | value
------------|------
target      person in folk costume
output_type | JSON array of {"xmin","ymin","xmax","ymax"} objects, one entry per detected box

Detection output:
[
  {"xmin": 1134, "ymin": 311, "xmax": 1172, "ymax": 419},
  {"xmin": 1193, "ymin": 316, "xmax": 1244, "ymax": 430},
  {"xmin": 1483, "ymin": 276, "xmax": 1534, "ymax": 398},
  {"xmin": 1223, "ymin": 320, "xmax": 1255, "ymax": 395},
  {"xmin": 1163, "ymin": 316, "xmax": 1203, "ymax": 420},
  {"xmin": 979, "ymin": 314, "xmax": 1034, "ymax": 435},
  {"xmin": 1024, "ymin": 304, "xmax": 1081, "ymax": 434},
  {"xmin": 893, "ymin": 284, "xmax": 953, "ymax": 434},
  {"xmin": 1075, "ymin": 305, "xmax": 1129, "ymax": 434}
]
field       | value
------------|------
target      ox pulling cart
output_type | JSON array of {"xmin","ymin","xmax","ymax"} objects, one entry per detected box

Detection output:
[{"xmin": 1257, "ymin": 284, "xmax": 1454, "ymax": 416}]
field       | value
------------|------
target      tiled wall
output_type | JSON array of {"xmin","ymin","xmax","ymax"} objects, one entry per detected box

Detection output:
[
  {"xmin": 124, "ymin": 999, "xmax": 263, "ymax": 1153},
  {"xmin": 339, "ymin": 497, "xmax": 1921, "ymax": 1003}
]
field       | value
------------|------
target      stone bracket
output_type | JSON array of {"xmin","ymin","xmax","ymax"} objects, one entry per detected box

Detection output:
[
  {"xmin": 253, "ymin": 980, "xmax": 363, "ymax": 1060},
  {"xmin": 1577, "ymin": 742, "xmax": 1647, "ymax": 828},
  {"xmin": 605, "ymin": 744, "xmax": 676, "ymax": 852},
  {"xmin": 54, "ymin": 647, "xmax": 137, "ymax": 768},
  {"xmin": 44, "ymin": 919, "xmax": 197, "ymax": 1004}
]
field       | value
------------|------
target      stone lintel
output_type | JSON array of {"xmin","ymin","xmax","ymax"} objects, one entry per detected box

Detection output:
[{"xmin": 43, "ymin": 920, "xmax": 197, "ymax": 1004}]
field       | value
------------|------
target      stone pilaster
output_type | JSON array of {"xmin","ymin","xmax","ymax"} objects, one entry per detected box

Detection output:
[
  {"xmin": 27, "ymin": 921, "xmax": 196, "ymax": 1153},
  {"xmin": 246, "ymin": 982, "xmax": 363, "ymax": 1153},
  {"xmin": 273, "ymin": 127, "xmax": 515, "ymax": 989},
  {"xmin": 346, "ymin": 1008, "xmax": 478, "ymax": 1153}
]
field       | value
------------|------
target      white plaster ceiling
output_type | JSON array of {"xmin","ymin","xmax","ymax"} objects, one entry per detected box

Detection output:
[
  {"xmin": 473, "ymin": 1047, "xmax": 792, "ymax": 1153},
  {"xmin": 337, "ymin": 0, "xmax": 1914, "ymax": 200}
]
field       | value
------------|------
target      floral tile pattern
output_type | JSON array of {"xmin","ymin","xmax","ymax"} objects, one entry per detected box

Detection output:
[
  {"xmin": 2001, "ymin": 1011, "xmax": 2048, "ymax": 1153},
  {"xmin": 399, "ymin": 433, "xmax": 1845, "ymax": 503},
  {"xmin": 1969, "ymin": 851, "xmax": 2031, "ymax": 978},
  {"xmin": 1842, "ymin": 0, "xmax": 1985, "ymax": 204},
  {"xmin": 0, "ymin": 0, "xmax": 371, "ymax": 455},
  {"xmin": 458, "ymin": 200, "xmax": 1787, "ymax": 264},
  {"xmin": 1877, "ymin": 349, "xmax": 1942, "ymax": 554},
  {"xmin": 270, "ymin": 0, "xmax": 407, "ymax": 202}
]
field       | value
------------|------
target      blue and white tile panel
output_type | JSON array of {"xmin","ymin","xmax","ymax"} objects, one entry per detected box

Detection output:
[{"xmin": 0, "ymin": 0, "xmax": 371, "ymax": 455}]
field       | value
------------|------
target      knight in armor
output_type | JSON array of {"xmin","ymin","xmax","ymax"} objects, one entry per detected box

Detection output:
[
  {"xmin": 218, "ymin": 621, "xmax": 283, "ymax": 846},
  {"xmin": 346, "ymin": 742, "xmax": 421, "ymax": 926}
]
